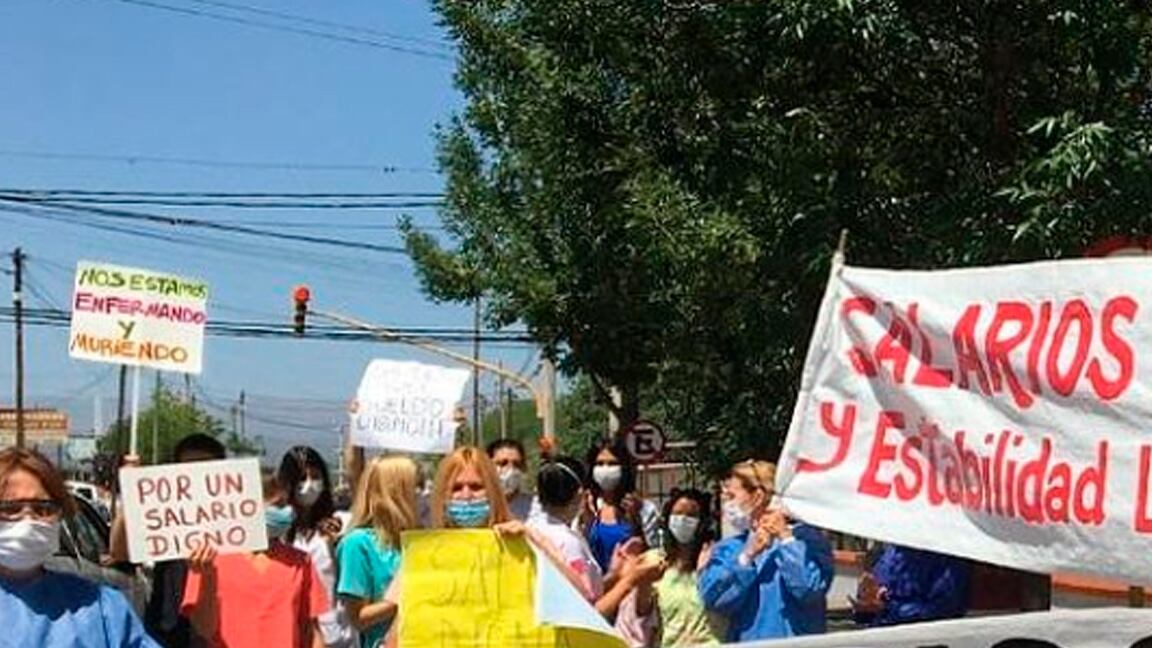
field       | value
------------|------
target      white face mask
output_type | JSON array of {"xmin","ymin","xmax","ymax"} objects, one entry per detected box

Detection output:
[
  {"xmin": 722, "ymin": 500, "xmax": 752, "ymax": 534},
  {"xmin": 297, "ymin": 479, "xmax": 323, "ymax": 507},
  {"xmin": 0, "ymin": 519, "xmax": 60, "ymax": 572},
  {"xmin": 667, "ymin": 514, "xmax": 700, "ymax": 545},
  {"xmin": 498, "ymin": 467, "xmax": 523, "ymax": 496},
  {"xmin": 592, "ymin": 465, "xmax": 623, "ymax": 492}
]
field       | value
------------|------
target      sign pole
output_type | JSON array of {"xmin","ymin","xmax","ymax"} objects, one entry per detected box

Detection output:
[{"xmin": 128, "ymin": 365, "xmax": 142, "ymax": 457}]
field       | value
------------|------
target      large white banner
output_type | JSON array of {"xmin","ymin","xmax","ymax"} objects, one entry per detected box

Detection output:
[
  {"xmin": 68, "ymin": 261, "xmax": 208, "ymax": 374},
  {"xmin": 349, "ymin": 359, "xmax": 472, "ymax": 453},
  {"xmin": 739, "ymin": 608, "xmax": 1152, "ymax": 648},
  {"xmin": 778, "ymin": 257, "xmax": 1152, "ymax": 585}
]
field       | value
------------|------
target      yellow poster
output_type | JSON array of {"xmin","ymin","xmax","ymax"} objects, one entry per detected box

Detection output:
[{"xmin": 399, "ymin": 530, "xmax": 625, "ymax": 648}]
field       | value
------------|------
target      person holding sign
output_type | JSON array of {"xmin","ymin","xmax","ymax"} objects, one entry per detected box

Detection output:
[
  {"xmin": 851, "ymin": 543, "xmax": 972, "ymax": 626},
  {"xmin": 0, "ymin": 448, "xmax": 159, "ymax": 648},
  {"xmin": 108, "ymin": 433, "xmax": 226, "ymax": 648},
  {"xmin": 280, "ymin": 446, "xmax": 357, "ymax": 648},
  {"xmin": 336, "ymin": 456, "xmax": 421, "ymax": 648},
  {"xmin": 698, "ymin": 460, "xmax": 834, "ymax": 641},
  {"xmin": 182, "ymin": 470, "xmax": 329, "ymax": 648}
]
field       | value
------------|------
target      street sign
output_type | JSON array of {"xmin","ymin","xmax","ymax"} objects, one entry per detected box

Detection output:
[{"xmin": 623, "ymin": 420, "xmax": 666, "ymax": 463}]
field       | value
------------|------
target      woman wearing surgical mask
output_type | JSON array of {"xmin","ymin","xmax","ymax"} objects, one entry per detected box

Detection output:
[
  {"xmin": 582, "ymin": 438, "xmax": 660, "ymax": 571},
  {"xmin": 430, "ymin": 446, "xmax": 512, "ymax": 529},
  {"xmin": 655, "ymin": 489, "xmax": 726, "ymax": 646},
  {"xmin": 0, "ymin": 448, "xmax": 159, "ymax": 647},
  {"xmin": 698, "ymin": 460, "xmax": 834, "ymax": 642},
  {"xmin": 486, "ymin": 438, "xmax": 535, "ymax": 520},
  {"xmin": 280, "ymin": 446, "xmax": 356, "ymax": 648},
  {"xmin": 336, "ymin": 456, "xmax": 420, "ymax": 648},
  {"xmin": 183, "ymin": 471, "xmax": 329, "ymax": 648}
]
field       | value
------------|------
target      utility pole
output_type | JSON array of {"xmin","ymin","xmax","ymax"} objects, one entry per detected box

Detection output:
[
  {"xmin": 151, "ymin": 371, "xmax": 160, "ymax": 464},
  {"xmin": 239, "ymin": 390, "xmax": 246, "ymax": 440},
  {"xmin": 11, "ymin": 248, "xmax": 25, "ymax": 448},
  {"xmin": 497, "ymin": 361, "xmax": 507, "ymax": 440},
  {"xmin": 472, "ymin": 298, "xmax": 481, "ymax": 445},
  {"xmin": 116, "ymin": 365, "xmax": 127, "ymax": 454}
]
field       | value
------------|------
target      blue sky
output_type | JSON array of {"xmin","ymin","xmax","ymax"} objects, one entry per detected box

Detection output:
[{"xmin": 0, "ymin": 0, "xmax": 541, "ymax": 463}]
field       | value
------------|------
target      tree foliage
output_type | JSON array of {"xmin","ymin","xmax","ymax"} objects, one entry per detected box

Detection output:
[
  {"xmin": 411, "ymin": 0, "xmax": 1152, "ymax": 476},
  {"xmin": 100, "ymin": 386, "xmax": 261, "ymax": 463}
]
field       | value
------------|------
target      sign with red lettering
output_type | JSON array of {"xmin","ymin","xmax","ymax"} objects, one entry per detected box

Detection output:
[
  {"xmin": 68, "ymin": 261, "xmax": 209, "ymax": 374},
  {"xmin": 777, "ymin": 257, "xmax": 1152, "ymax": 585},
  {"xmin": 119, "ymin": 458, "xmax": 267, "ymax": 563}
]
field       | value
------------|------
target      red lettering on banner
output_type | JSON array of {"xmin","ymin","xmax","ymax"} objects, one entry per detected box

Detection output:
[
  {"xmin": 1087, "ymin": 296, "xmax": 1137, "ymax": 400},
  {"xmin": 984, "ymin": 302, "xmax": 1034, "ymax": 408},
  {"xmin": 847, "ymin": 408, "xmax": 1108, "ymax": 527},
  {"xmin": 842, "ymin": 297, "xmax": 878, "ymax": 377},
  {"xmin": 908, "ymin": 303, "xmax": 954, "ymax": 388},
  {"xmin": 837, "ymin": 295, "xmax": 1140, "ymax": 409},
  {"xmin": 1046, "ymin": 299, "xmax": 1093, "ymax": 397},
  {"xmin": 1135, "ymin": 445, "xmax": 1152, "ymax": 533},
  {"xmin": 857, "ymin": 411, "xmax": 902, "ymax": 498},
  {"xmin": 796, "ymin": 401, "xmax": 857, "ymax": 474}
]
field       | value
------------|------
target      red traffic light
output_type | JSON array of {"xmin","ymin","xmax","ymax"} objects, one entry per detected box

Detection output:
[{"xmin": 293, "ymin": 285, "xmax": 312, "ymax": 303}]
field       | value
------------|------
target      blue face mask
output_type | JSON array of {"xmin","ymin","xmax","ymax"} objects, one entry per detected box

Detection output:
[
  {"xmin": 446, "ymin": 499, "xmax": 491, "ymax": 528},
  {"xmin": 265, "ymin": 504, "xmax": 295, "ymax": 540}
]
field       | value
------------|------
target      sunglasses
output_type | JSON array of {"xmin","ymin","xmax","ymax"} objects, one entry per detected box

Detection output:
[{"xmin": 0, "ymin": 498, "xmax": 62, "ymax": 521}]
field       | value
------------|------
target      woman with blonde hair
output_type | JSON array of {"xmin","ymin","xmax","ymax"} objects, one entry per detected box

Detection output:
[
  {"xmin": 335, "ymin": 456, "xmax": 420, "ymax": 648},
  {"xmin": 430, "ymin": 446, "xmax": 512, "ymax": 529},
  {"xmin": 698, "ymin": 459, "xmax": 834, "ymax": 642}
]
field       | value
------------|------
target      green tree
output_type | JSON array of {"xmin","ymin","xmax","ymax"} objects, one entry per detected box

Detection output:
[
  {"xmin": 100, "ymin": 386, "xmax": 261, "ymax": 463},
  {"xmin": 411, "ymin": 1, "xmax": 1152, "ymax": 476}
]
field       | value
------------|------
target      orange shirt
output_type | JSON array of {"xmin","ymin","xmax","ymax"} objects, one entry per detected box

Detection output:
[{"xmin": 181, "ymin": 542, "xmax": 329, "ymax": 648}]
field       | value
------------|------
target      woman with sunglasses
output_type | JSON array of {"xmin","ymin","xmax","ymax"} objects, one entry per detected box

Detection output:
[
  {"xmin": 0, "ymin": 447, "xmax": 159, "ymax": 647},
  {"xmin": 698, "ymin": 460, "xmax": 834, "ymax": 642}
]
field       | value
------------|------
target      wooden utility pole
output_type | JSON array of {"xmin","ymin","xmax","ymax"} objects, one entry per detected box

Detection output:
[
  {"xmin": 472, "ymin": 298, "xmax": 481, "ymax": 445},
  {"xmin": 12, "ymin": 248, "xmax": 25, "ymax": 448}
]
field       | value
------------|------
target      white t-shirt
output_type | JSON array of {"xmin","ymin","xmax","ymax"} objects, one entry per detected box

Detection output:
[
  {"xmin": 529, "ymin": 512, "xmax": 604, "ymax": 599},
  {"xmin": 294, "ymin": 531, "xmax": 357, "ymax": 648}
]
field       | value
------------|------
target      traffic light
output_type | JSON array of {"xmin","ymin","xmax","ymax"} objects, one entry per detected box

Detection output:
[{"xmin": 293, "ymin": 285, "xmax": 311, "ymax": 336}]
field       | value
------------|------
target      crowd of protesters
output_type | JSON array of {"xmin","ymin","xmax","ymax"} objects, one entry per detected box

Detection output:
[{"xmin": 0, "ymin": 432, "xmax": 972, "ymax": 647}]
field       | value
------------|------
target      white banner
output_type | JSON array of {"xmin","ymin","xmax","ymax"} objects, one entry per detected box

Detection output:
[
  {"xmin": 68, "ymin": 260, "xmax": 208, "ymax": 374},
  {"xmin": 778, "ymin": 257, "xmax": 1152, "ymax": 585},
  {"xmin": 349, "ymin": 359, "xmax": 472, "ymax": 453},
  {"xmin": 738, "ymin": 608, "xmax": 1152, "ymax": 648},
  {"xmin": 119, "ymin": 458, "xmax": 267, "ymax": 563}
]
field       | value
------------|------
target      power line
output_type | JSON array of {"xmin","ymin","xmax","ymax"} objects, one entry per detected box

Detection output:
[
  {"xmin": 0, "ymin": 197, "xmax": 408, "ymax": 254},
  {"xmin": 0, "ymin": 149, "xmax": 438, "ymax": 174},
  {"xmin": 5, "ymin": 196, "xmax": 443, "ymax": 209},
  {"xmin": 180, "ymin": 0, "xmax": 452, "ymax": 51},
  {"xmin": 0, "ymin": 189, "xmax": 444, "ymax": 199},
  {"xmin": 94, "ymin": 0, "xmax": 454, "ymax": 61}
]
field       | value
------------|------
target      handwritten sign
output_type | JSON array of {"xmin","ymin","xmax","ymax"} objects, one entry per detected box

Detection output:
[
  {"xmin": 399, "ymin": 530, "xmax": 623, "ymax": 648},
  {"xmin": 68, "ymin": 260, "xmax": 208, "ymax": 374},
  {"xmin": 778, "ymin": 257, "xmax": 1152, "ymax": 585},
  {"xmin": 349, "ymin": 359, "xmax": 471, "ymax": 453},
  {"xmin": 119, "ymin": 458, "xmax": 267, "ymax": 563},
  {"xmin": 743, "ymin": 608, "xmax": 1152, "ymax": 648}
]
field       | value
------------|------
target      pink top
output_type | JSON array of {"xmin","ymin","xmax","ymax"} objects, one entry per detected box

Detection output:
[{"xmin": 182, "ymin": 542, "xmax": 329, "ymax": 648}]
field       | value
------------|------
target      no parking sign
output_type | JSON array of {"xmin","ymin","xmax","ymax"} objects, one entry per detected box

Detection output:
[{"xmin": 623, "ymin": 420, "xmax": 666, "ymax": 463}]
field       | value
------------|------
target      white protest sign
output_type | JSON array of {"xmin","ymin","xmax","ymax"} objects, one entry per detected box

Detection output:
[
  {"xmin": 349, "ymin": 359, "xmax": 472, "ymax": 453},
  {"xmin": 736, "ymin": 608, "xmax": 1152, "ymax": 648},
  {"xmin": 119, "ymin": 457, "xmax": 267, "ymax": 563},
  {"xmin": 69, "ymin": 260, "xmax": 208, "ymax": 374},
  {"xmin": 778, "ymin": 257, "xmax": 1152, "ymax": 585}
]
